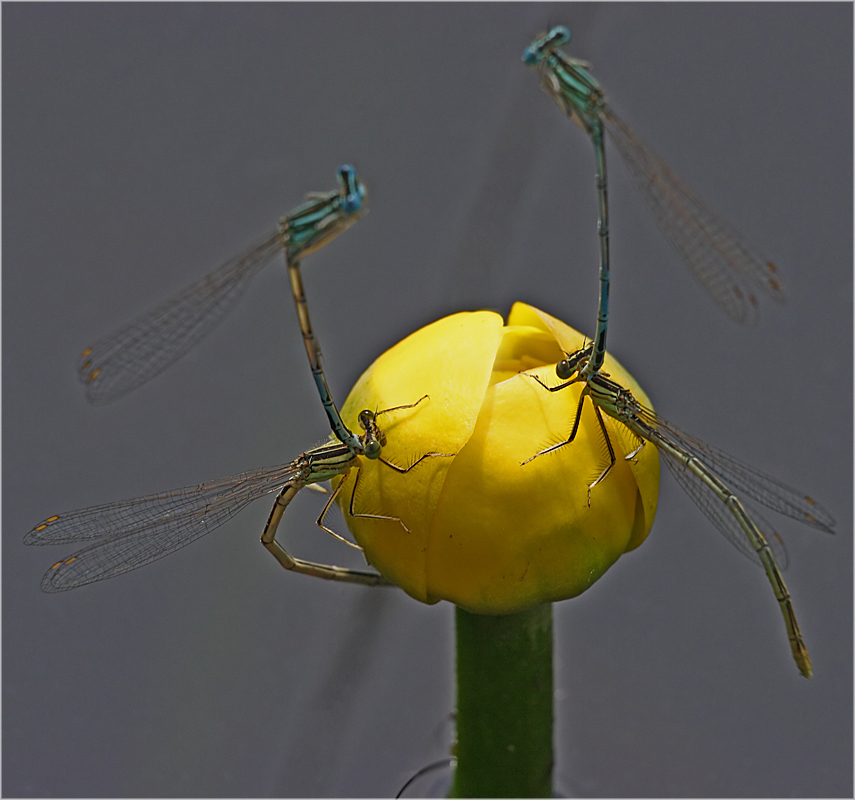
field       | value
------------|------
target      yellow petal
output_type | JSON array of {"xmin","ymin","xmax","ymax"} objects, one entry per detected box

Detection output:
[
  {"xmin": 513, "ymin": 302, "xmax": 659, "ymax": 548},
  {"xmin": 333, "ymin": 311, "xmax": 505, "ymax": 602},
  {"xmin": 334, "ymin": 303, "xmax": 660, "ymax": 613}
]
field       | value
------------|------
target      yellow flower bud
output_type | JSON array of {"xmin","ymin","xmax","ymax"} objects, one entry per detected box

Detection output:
[{"xmin": 333, "ymin": 302, "xmax": 659, "ymax": 614}]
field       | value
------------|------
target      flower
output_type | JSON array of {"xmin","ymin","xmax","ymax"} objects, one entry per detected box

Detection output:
[{"xmin": 332, "ymin": 302, "xmax": 659, "ymax": 614}]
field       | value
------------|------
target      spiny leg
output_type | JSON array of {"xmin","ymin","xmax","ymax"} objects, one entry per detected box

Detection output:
[
  {"xmin": 602, "ymin": 413, "xmax": 645, "ymax": 464},
  {"xmin": 315, "ymin": 476, "xmax": 363, "ymax": 550},
  {"xmin": 368, "ymin": 393, "xmax": 456, "ymax": 474},
  {"xmin": 584, "ymin": 405, "xmax": 617, "ymax": 506},
  {"xmin": 309, "ymin": 451, "xmax": 455, "ymax": 558},
  {"xmin": 344, "ymin": 462, "xmax": 419, "ymax": 534},
  {"xmin": 524, "ymin": 372, "xmax": 619, "ymax": 503},
  {"xmin": 309, "ymin": 392, "xmax": 458, "ymax": 540},
  {"xmin": 260, "ymin": 475, "xmax": 391, "ymax": 586},
  {"xmin": 379, "ymin": 450, "xmax": 456, "ymax": 474},
  {"xmin": 624, "ymin": 434, "xmax": 645, "ymax": 462},
  {"xmin": 524, "ymin": 371, "xmax": 572, "ymax": 394},
  {"xmin": 374, "ymin": 394, "xmax": 430, "ymax": 419},
  {"xmin": 522, "ymin": 386, "xmax": 589, "ymax": 464},
  {"xmin": 306, "ymin": 463, "xmax": 416, "ymax": 538}
]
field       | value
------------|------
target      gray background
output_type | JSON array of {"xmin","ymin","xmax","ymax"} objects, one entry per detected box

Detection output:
[{"xmin": 4, "ymin": 3, "xmax": 852, "ymax": 797}]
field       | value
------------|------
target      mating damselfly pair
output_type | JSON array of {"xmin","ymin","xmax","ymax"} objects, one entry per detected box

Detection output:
[
  {"xmin": 518, "ymin": 26, "xmax": 834, "ymax": 676},
  {"xmin": 26, "ymin": 27, "xmax": 834, "ymax": 678},
  {"xmin": 27, "ymin": 166, "xmax": 451, "ymax": 591}
]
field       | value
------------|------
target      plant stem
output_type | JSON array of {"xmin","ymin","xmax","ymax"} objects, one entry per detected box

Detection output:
[{"xmin": 451, "ymin": 603, "xmax": 554, "ymax": 797}]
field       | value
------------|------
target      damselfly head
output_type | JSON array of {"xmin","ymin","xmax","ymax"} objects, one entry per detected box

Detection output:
[
  {"xmin": 357, "ymin": 408, "xmax": 386, "ymax": 459},
  {"xmin": 522, "ymin": 25, "xmax": 571, "ymax": 66},
  {"xmin": 362, "ymin": 438, "xmax": 382, "ymax": 459},
  {"xmin": 555, "ymin": 358, "xmax": 577, "ymax": 381},
  {"xmin": 556, "ymin": 344, "xmax": 593, "ymax": 381},
  {"xmin": 338, "ymin": 164, "xmax": 367, "ymax": 214}
]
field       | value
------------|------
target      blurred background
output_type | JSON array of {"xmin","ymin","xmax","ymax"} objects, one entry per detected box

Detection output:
[{"xmin": 4, "ymin": 4, "xmax": 851, "ymax": 797}]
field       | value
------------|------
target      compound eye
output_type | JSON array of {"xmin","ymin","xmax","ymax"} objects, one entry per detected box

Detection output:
[
  {"xmin": 363, "ymin": 439, "xmax": 382, "ymax": 459},
  {"xmin": 358, "ymin": 409, "xmax": 373, "ymax": 430},
  {"xmin": 556, "ymin": 360, "xmax": 573, "ymax": 380},
  {"xmin": 338, "ymin": 166, "xmax": 364, "ymax": 213},
  {"xmin": 550, "ymin": 25, "xmax": 571, "ymax": 47},
  {"xmin": 522, "ymin": 45, "xmax": 542, "ymax": 65},
  {"xmin": 342, "ymin": 193, "xmax": 361, "ymax": 213}
]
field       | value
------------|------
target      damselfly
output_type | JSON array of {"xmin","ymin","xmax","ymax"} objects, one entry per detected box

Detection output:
[
  {"xmin": 78, "ymin": 166, "xmax": 366, "ymax": 407},
  {"xmin": 25, "ymin": 399, "xmax": 441, "ymax": 592},
  {"xmin": 523, "ymin": 26, "xmax": 785, "ymax": 375},
  {"xmin": 523, "ymin": 316, "xmax": 833, "ymax": 678},
  {"xmin": 44, "ymin": 168, "xmax": 455, "ymax": 592}
]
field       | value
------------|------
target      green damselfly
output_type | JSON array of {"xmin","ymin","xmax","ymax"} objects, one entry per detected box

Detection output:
[
  {"xmin": 523, "ymin": 26, "xmax": 785, "ymax": 376},
  {"xmin": 78, "ymin": 166, "xmax": 366, "ymax": 417},
  {"xmin": 38, "ymin": 166, "xmax": 453, "ymax": 590},
  {"xmin": 25, "ymin": 398, "xmax": 443, "ymax": 592},
  {"xmin": 525, "ymin": 337, "xmax": 833, "ymax": 678}
]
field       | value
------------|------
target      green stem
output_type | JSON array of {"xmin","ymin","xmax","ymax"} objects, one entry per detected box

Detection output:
[{"xmin": 451, "ymin": 603, "xmax": 554, "ymax": 798}]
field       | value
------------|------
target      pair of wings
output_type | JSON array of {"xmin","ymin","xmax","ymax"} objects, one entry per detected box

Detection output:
[
  {"xmin": 625, "ymin": 402, "xmax": 834, "ymax": 570},
  {"xmin": 529, "ymin": 307, "xmax": 835, "ymax": 572},
  {"xmin": 533, "ymin": 48, "xmax": 785, "ymax": 325},
  {"xmin": 25, "ymin": 460, "xmax": 322, "ymax": 592}
]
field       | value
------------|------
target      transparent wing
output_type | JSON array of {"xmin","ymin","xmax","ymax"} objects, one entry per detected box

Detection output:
[
  {"xmin": 24, "ymin": 460, "xmax": 306, "ymax": 592},
  {"xmin": 522, "ymin": 306, "xmax": 834, "ymax": 535},
  {"xmin": 77, "ymin": 231, "xmax": 283, "ymax": 404},
  {"xmin": 661, "ymin": 445, "xmax": 789, "ymax": 569},
  {"xmin": 602, "ymin": 107, "xmax": 785, "ymax": 325},
  {"xmin": 633, "ymin": 403, "xmax": 835, "ymax": 533}
]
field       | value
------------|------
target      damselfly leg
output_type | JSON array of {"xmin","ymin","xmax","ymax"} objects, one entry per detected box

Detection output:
[
  {"xmin": 27, "ymin": 397, "xmax": 453, "ymax": 592},
  {"xmin": 523, "ymin": 340, "xmax": 834, "ymax": 677}
]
